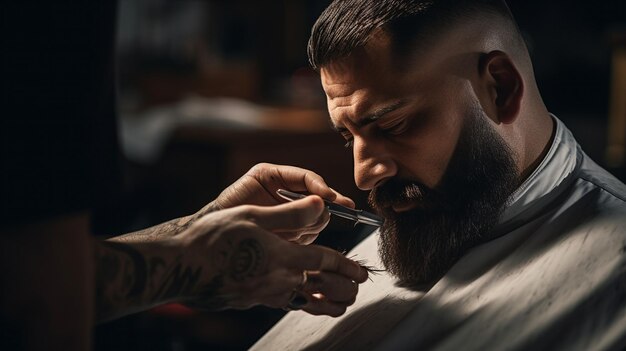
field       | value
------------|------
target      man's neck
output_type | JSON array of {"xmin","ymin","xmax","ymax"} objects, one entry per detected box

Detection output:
[{"xmin": 519, "ymin": 111, "xmax": 556, "ymax": 183}]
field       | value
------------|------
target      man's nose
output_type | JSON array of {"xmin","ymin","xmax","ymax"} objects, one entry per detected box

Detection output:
[{"xmin": 353, "ymin": 137, "xmax": 397, "ymax": 190}]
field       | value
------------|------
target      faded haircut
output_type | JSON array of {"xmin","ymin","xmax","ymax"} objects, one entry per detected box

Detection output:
[{"xmin": 308, "ymin": 0, "xmax": 521, "ymax": 70}]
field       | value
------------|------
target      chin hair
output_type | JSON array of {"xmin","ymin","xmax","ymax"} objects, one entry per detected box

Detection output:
[{"xmin": 372, "ymin": 112, "xmax": 518, "ymax": 286}]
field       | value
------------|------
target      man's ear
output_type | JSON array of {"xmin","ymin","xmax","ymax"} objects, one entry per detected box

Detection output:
[{"xmin": 477, "ymin": 50, "xmax": 523, "ymax": 124}]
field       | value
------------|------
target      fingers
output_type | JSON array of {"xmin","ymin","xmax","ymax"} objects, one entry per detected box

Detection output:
[
  {"xmin": 192, "ymin": 201, "xmax": 366, "ymax": 317},
  {"xmin": 221, "ymin": 267, "xmax": 306, "ymax": 310},
  {"xmin": 288, "ymin": 244, "xmax": 368, "ymax": 283},
  {"xmin": 293, "ymin": 234, "xmax": 319, "ymax": 245},
  {"xmin": 302, "ymin": 271, "xmax": 358, "ymax": 302},
  {"xmin": 273, "ymin": 208, "xmax": 330, "ymax": 243},
  {"xmin": 301, "ymin": 296, "xmax": 349, "ymax": 317},
  {"xmin": 273, "ymin": 165, "xmax": 336, "ymax": 200},
  {"xmin": 249, "ymin": 163, "xmax": 355, "ymax": 206},
  {"xmin": 251, "ymin": 242, "xmax": 363, "ymax": 315},
  {"xmin": 329, "ymin": 187, "xmax": 356, "ymax": 209},
  {"xmin": 284, "ymin": 271, "xmax": 359, "ymax": 317},
  {"xmin": 248, "ymin": 196, "xmax": 327, "ymax": 232},
  {"xmin": 279, "ymin": 271, "xmax": 359, "ymax": 317}
]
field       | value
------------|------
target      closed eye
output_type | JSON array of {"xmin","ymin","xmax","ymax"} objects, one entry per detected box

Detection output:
[{"xmin": 379, "ymin": 118, "xmax": 408, "ymax": 135}]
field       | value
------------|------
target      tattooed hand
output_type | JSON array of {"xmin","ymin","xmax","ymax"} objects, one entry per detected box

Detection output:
[
  {"xmin": 178, "ymin": 196, "xmax": 369, "ymax": 316},
  {"xmin": 96, "ymin": 164, "xmax": 365, "ymax": 321},
  {"xmin": 209, "ymin": 163, "xmax": 356, "ymax": 244}
]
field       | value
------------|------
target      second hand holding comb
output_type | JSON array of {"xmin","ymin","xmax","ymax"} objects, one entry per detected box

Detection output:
[{"xmin": 276, "ymin": 189, "xmax": 383, "ymax": 227}]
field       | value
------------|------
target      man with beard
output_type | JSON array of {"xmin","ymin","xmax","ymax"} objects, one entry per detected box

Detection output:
[
  {"xmin": 373, "ymin": 110, "xmax": 519, "ymax": 286},
  {"xmin": 252, "ymin": 0, "xmax": 626, "ymax": 350}
]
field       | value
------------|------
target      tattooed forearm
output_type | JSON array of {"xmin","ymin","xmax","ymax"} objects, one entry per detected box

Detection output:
[
  {"xmin": 95, "ymin": 220, "xmax": 269, "ymax": 321},
  {"xmin": 110, "ymin": 201, "xmax": 221, "ymax": 243},
  {"xmin": 96, "ymin": 241, "xmax": 150, "ymax": 321},
  {"xmin": 104, "ymin": 241, "xmax": 148, "ymax": 297},
  {"xmin": 152, "ymin": 255, "xmax": 202, "ymax": 300},
  {"xmin": 109, "ymin": 217, "xmax": 193, "ymax": 243},
  {"xmin": 95, "ymin": 236, "xmax": 227, "ymax": 321},
  {"xmin": 96, "ymin": 241, "xmax": 200, "ymax": 321}
]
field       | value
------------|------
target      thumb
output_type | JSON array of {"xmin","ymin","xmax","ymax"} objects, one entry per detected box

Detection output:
[{"xmin": 248, "ymin": 196, "xmax": 326, "ymax": 232}]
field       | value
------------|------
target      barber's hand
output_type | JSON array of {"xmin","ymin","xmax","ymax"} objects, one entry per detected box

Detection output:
[
  {"xmin": 211, "ymin": 163, "xmax": 356, "ymax": 244},
  {"xmin": 180, "ymin": 196, "xmax": 368, "ymax": 316}
]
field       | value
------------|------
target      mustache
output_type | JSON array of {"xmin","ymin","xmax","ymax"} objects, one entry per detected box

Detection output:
[{"xmin": 368, "ymin": 178, "xmax": 446, "ymax": 212}]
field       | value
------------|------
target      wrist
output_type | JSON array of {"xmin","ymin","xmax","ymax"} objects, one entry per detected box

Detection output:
[
  {"xmin": 173, "ymin": 222, "xmax": 231, "ymax": 309},
  {"xmin": 195, "ymin": 200, "xmax": 222, "ymax": 218}
]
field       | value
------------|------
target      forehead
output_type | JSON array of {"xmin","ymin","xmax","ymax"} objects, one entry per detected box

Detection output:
[
  {"xmin": 319, "ymin": 33, "xmax": 458, "ymax": 107},
  {"xmin": 320, "ymin": 34, "xmax": 399, "ymax": 100},
  {"xmin": 320, "ymin": 45, "xmax": 417, "ymax": 131},
  {"xmin": 320, "ymin": 34, "xmax": 480, "ymax": 127}
]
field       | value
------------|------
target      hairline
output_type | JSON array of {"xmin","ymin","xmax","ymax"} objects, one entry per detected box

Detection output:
[{"xmin": 308, "ymin": 1, "xmax": 523, "ymax": 72}]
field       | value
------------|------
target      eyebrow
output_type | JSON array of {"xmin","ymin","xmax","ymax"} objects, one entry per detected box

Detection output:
[{"xmin": 331, "ymin": 100, "xmax": 407, "ymax": 133}]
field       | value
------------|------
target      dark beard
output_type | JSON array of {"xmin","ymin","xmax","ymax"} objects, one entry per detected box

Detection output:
[{"xmin": 369, "ymin": 111, "xmax": 519, "ymax": 287}]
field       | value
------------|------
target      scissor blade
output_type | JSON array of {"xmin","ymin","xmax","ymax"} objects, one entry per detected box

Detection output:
[
  {"xmin": 276, "ymin": 189, "xmax": 382, "ymax": 226},
  {"xmin": 326, "ymin": 202, "xmax": 360, "ymax": 221}
]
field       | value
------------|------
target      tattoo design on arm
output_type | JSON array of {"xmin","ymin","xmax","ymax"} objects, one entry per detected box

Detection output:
[
  {"xmin": 96, "ymin": 241, "xmax": 222, "ymax": 321},
  {"xmin": 151, "ymin": 256, "xmax": 201, "ymax": 300},
  {"xmin": 95, "ymin": 233, "xmax": 268, "ymax": 321},
  {"xmin": 96, "ymin": 241, "xmax": 148, "ymax": 321},
  {"xmin": 111, "ymin": 201, "xmax": 221, "ymax": 243}
]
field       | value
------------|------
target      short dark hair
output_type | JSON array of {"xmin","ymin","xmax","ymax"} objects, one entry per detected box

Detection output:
[{"xmin": 308, "ymin": 0, "xmax": 518, "ymax": 70}]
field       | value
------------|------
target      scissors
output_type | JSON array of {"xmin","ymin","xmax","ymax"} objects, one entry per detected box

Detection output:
[{"xmin": 276, "ymin": 189, "xmax": 383, "ymax": 227}]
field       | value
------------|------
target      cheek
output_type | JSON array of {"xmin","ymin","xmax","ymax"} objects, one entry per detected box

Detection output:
[{"xmin": 393, "ymin": 105, "xmax": 464, "ymax": 189}]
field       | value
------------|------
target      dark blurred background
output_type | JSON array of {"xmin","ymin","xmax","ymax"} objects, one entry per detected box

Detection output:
[{"xmin": 94, "ymin": 0, "xmax": 626, "ymax": 350}]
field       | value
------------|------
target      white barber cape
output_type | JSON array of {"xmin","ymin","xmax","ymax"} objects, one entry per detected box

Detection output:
[{"xmin": 252, "ymin": 117, "xmax": 626, "ymax": 351}]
